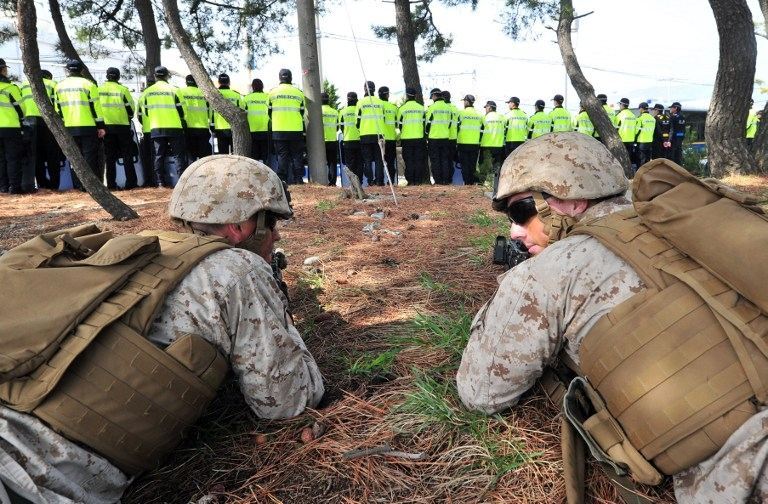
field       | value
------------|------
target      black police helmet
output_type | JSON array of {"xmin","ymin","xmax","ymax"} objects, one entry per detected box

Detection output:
[
  {"xmin": 66, "ymin": 59, "xmax": 84, "ymax": 73},
  {"xmin": 186, "ymin": 74, "xmax": 196, "ymax": 86},
  {"xmin": 154, "ymin": 65, "xmax": 169, "ymax": 79},
  {"xmin": 596, "ymin": 93, "xmax": 607, "ymax": 104},
  {"xmin": 106, "ymin": 67, "xmax": 120, "ymax": 80},
  {"xmin": 279, "ymin": 68, "xmax": 292, "ymax": 83},
  {"xmin": 463, "ymin": 94, "xmax": 475, "ymax": 104},
  {"xmin": 347, "ymin": 91, "xmax": 358, "ymax": 104},
  {"xmin": 535, "ymin": 99, "xmax": 545, "ymax": 108},
  {"xmin": 552, "ymin": 94, "xmax": 564, "ymax": 102},
  {"xmin": 321, "ymin": 92, "xmax": 329, "ymax": 104},
  {"xmin": 442, "ymin": 90, "xmax": 451, "ymax": 101}
]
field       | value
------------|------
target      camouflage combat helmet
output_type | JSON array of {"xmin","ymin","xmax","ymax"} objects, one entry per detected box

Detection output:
[
  {"xmin": 169, "ymin": 155, "xmax": 292, "ymax": 224},
  {"xmin": 494, "ymin": 132, "xmax": 628, "ymax": 208}
]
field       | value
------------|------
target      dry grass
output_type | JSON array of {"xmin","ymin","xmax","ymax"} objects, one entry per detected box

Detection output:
[{"xmin": 0, "ymin": 180, "xmax": 698, "ymax": 503}]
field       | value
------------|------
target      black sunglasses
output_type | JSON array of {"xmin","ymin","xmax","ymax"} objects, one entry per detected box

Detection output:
[{"xmin": 505, "ymin": 196, "xmax": 538, "ymax": 225}]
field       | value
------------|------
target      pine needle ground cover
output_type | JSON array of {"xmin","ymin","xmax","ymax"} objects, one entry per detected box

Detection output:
[{"xmin": 8, "ymin": 177, "xmax": 765, "ymax": 503}]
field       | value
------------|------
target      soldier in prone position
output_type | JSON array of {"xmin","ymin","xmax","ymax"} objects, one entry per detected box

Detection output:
[
  {"xmin": 456, "ymin": 132, "xmax": 768, "ymax": 502},
  {"xmin": 0, "ymin": 155, "xmax": 324, "ymax": 503}
]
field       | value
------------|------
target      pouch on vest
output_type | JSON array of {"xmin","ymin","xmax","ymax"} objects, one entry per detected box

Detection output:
[
  {"xmin": 568, "ymin": 159, "xmax": 768, "ymax": 480},
  {"xmin": 0, "ymin": 226, "xmax": 230, "ymax": 475}
]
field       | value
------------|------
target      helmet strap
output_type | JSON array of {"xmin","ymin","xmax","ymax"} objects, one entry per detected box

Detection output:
[{"xmin": 532, "ymin": 192, "xmax": 577, "ymax": 245}]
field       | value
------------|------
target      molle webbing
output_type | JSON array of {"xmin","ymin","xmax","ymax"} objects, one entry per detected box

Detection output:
[{"xmin": 571, "ymin": 211, "xmax": 768, "ymax": 476}]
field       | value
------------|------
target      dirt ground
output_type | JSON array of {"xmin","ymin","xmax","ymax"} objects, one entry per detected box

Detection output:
[{"xmin": 1, "ymin": 175, "xmax": 766, "ymax": 504}]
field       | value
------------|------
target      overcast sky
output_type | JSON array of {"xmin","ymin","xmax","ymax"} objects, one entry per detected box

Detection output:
[{"xmin": 229, "ymin": 0, "xmax": 768, "ymax": 113}]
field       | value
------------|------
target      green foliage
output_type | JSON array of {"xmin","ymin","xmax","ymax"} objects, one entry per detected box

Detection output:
[
  {"xmin": 467, "ymin": 209, "xmax": 494, "ymax": 227},
  {"xmin": 410, "ymin": 310, "xmax": 472, "ymax": 362},
  {"xmin": 501, "ymin": 0, "xmax": 560, "ymax": 41},
  {"xmin": 315, "ymin": 199, "xmax": 337, "ymax": 212},
  {"xmin": 476, "ymin": 150, "xmax": 494, "ymax": 187},
  {"xmin": 322, "ymin": 79, "xmax": 341, "ymax": 109},
  {"xmin": 418, "ymin": 272, "xmax": 452, "ymax": 295},
  {"xmin": 681, "ymin": 129, "xmax": 709, "ymax": 177},
  {"xmin": 298, "ymin": 270, "xmax": 325, "ymax": 290},
  {"xmin": 346, "ymin": 349, "xmax": 399, "ymax": 377}
]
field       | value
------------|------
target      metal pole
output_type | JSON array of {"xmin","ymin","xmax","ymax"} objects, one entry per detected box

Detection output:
[{"xmin": 298, "ymin": 0, "xmax": 328, "ymax": 184}]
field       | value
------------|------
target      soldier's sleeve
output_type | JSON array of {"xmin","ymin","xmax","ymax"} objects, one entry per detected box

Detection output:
[{"xmin": 225, "ymin": 258, "xmax": 325, "ymax": 419}]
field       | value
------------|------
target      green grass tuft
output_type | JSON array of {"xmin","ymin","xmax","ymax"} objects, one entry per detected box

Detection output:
[
  {"xmin": 418, "ymin": 272, "xmax": 453, "ymax": 295},
  {"xmin": 345, "ymin": 349, "xmax": 399, "ymax": 377},
  {"xmin": 467, "ymin": 209, "xmax": 494, "ymax": 227},
  {"xmin": 315, "ymin": 199, "xmax": 337, "ymax": 212},
  {"xmin": 298, "ymin": 270, "xmax": 325, "ymax": 290}
]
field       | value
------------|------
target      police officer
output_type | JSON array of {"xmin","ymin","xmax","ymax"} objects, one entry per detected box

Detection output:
[
  {"xmin": 443, "ymin": 90, "xmax": 459, "ymax": 181},
  {"xmin": 379, "ymin": 86, "xmax": 398, "ymax": 184},
  {"xmin": 54, "ymin": 59, "xmax": 105, "ymax": 190},
  {"xmin": 549, "ymin": 94, "xmax": 571, "ymax": 133},
  {"xmin": 634, "ymin": 102, "xmax": 655, "ymax": 169},
  {"xmin": 527, "ymin": 99, "xmax": 551, "ymax": 139},
  {"xmin": 425, "ymin": 88, "xmax": 452, "ymax": 184},
  {"xmin": 594, "ymin": 93, "xmax": 617, "ymax": 143},
  {"xmin": 181, "ymin": 74, "xmax": 212, "ymax": 163},
  {"xmin": 139, "ymin": 66, "xmax": 187, "ymax": 186},
  {"xmin": 504, "ymin": 96, "xmax": 527, "ymax": 156},
  {"xmin": 339, "ymin": 91, "xmax": 362, "ymax": 181},
  {"xmin": 746, "ymin": 99, "xmax": 758, "ymax": 149},
  {"xmin": 245, "ymin": 78, "xmax": 270, "ymax": 163},
  {"xmin": 356, "ymin": 81, "xmax": 385, "ymax": 185},
  {"xmin": 20, "ymin": 69, "xmax": 61, "ymax": 191},
  {"xmin": 99, "ymin": 67, "xmax": 137, "ymax": 190},
  {"xmin": 573, "ymin": 102, "xmax": 595, "ymax": 137},
  {"xmin": 456, "ymin": 94, "xmax": 482, "ymax": 185},
  {"xmin": 137, "ymin": 78, "xmax": 156, "ymax": 186},
  {"xmin": 212, "ymin": 73, "xmax": 244, "ymax": 155},
  {"xmin": 397, "ymin": 87, "xmax": 426, "ymax": 185},
  {"xmin": 480, "ymin": 100, "xmax": 505, "ymax": 192},
  {"xmin": 0, "ymin": 58, "xmax": 25, "ymax": 194},
  {"xmin": 269, "ymin": 68, "xmax": 305, "ymax": 184},
  {"xmin": 669, "ymin": 101, "xmax": 686, "ymax": 164},
  {"xmin": 321, "ymin": 92, "xmax": 339, "ymax": 185},
  {"xmin": 616, "ymin": 97, "xmax": 637, "ymax": 162},
  {"xmin": 651, "ymin": 103, "xmax": 672, "ymax": 160}
]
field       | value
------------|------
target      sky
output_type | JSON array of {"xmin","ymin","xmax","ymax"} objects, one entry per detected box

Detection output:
[{"xmin": 231, "ymin": 0, "xmax": 768, "ymax": 113}]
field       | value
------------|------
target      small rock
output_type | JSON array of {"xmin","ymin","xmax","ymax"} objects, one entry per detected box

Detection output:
[
  {"xmin": 407, "ymin": 224, "xmax": 416, "ymax": 230},
  {"xmin": 347, "ymin": 269, "xmax": 357, "ymax": 276},
  {"xmin": 254, "ymin": 433, "xmax": 268, "ymax": 445},
  {"xmin": 371, "ymin": 235, "xmax": 380, "ymax": 242},
  {"xmin": 303, "ymin": 256, "xmax": 321, "ymax": 266},
  {"xmin": 370, "ymin": 211, "xmax": 385, "ymax": 220},
  {"xmin": 362, "ymin": 222, "xmax": 380, "ymax": 233},
  {"xmin": 300, "ymin": 426, "xmax": 315, "ymax": 443},
  {"xmin": 352, "ymin": 210, "xmax": 367, "ymax": 216},
  {"xmin": 383, "ymin": 230, "xmax": 401, "ymax": 236},
  {"xmin": 335, "ymin": 277, "xmax": 349, "ymax": 284},
  {"xmin": 311, "ymin": 422, "xmax": 327, "ymax": 438},
  {"xmin": 409, "ymin": 213, "xmax": 420, "ymax": 220}
]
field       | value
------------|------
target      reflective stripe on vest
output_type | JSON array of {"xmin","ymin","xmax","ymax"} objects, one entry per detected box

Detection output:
[
  {"xmin": 322, "ymin": 104, "xmax": 338, "ymax": 141},
  {"xmin": 181, "ymin": 86, "xmax": 209, "ymax": 129},
  {"xmin": 55, "ymin": 76, "xmax": 104, "ymax": 127},
  {"xmin": 505, "ymin": 109, "xmax": 528, "ymax": 142},
  {"xmin": 480, "ymin": 111, "xmax": 505, "ymax": 147},
  {"xmin": 245, "ymin": 91, "xmax": 269, "ymax": 133},
  {"xmin": 269, "ymin": 84, "xmax": 304, "ymax": 132},
  {"xmin": 457, "ymin": 107, "xmax": 482, "ymax": 145},
  {"xmin": 397, "ymin": 101, "xmax": 424, "ymax": 140}
]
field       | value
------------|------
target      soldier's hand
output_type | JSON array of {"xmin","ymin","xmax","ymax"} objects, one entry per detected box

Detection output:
[{"xmin": 97, "ymin": 128, "xmax": 106, "ymax": 139}]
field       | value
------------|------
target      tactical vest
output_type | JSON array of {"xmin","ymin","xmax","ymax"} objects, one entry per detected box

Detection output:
[
  {"xmin": 561, "ymin": 159, "xmax": 768, "ymax": 484},
  {"xmin": 0, "ymin": 225, "xmax": 230, "ymax": 475}
]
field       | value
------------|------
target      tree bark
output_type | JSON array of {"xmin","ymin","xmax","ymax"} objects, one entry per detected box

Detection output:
[
  {"xmin": 48, "ymin": 0, "xmax": 95, "ymax": 82},
  {"xmin": 18, "ymin": 0, "xmax": 139, "ymax": 220},
  {"xmin": 706, "ymin": 0, "xmax": 757, "ymax": 177},
  {"xmin": 135, "ymin": 0, "xmax": 162, "ymax": 83},
  {"xmin": 297, "ymin": 0, "xmax": 327, "ymax": 184},
  {"xmin": 751, "ymin": 0, "xmax": 768, "ymax": 172},
  {"xmin": 161, "ymin": 0, "xmax": 251, "ymax": 156},
  {"xmin": 395, "ymin": 0, "xmax": 423, "ymax": 104},
  {"xmin": 556, "ymin": 0, "xmax": 632, "ymax": 177}
]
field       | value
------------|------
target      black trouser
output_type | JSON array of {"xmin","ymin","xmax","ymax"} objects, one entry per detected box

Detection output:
[
  {"xmin": 251, "ymin": 132, "xmax": 269, "ymax": 163},
  {"xmin": 505, "ymin": 141, "xmax": 524, "ymax": 158},
  {"xmin": 636, "ymin": 143, "xmax": 652, "ymax": 169},
  {"xmin": 139, "ymin": 132, "xmax": 156, "ymax": 186},
  {"xmin": 215, "ymin": 130, "xmax": 232, "ymax": 155},
  {"xmin": 360, "ymin": 136, "xmax": 383, "ymax": 185},
  {"xmin": 457, "ymin": 144, "xmax": 479, "ymax": 185},
  {"xmin": 671, "ymin": 140, "xmax": 683, "ymax": 165},
  {"xmin": 273, "ymin": 137, "xmax": 305, "ymax": 184},
  {"xmin": 104, "ymin": 126, "xmax": 137, "ymax": 189},
  {"xmin": 0, "ymin": 131, "xmax": 23, "ymax": 192},
  {"xmin": 186, "ymin": 128, "xmax": 212, "ymax": 163},
  {"xmin": 325, "ymin": 141, "xmax": 339, "ymax": 185},
  {"xmin": 482, "ymin": 146, "xmax": 505, "ymax": 193},
  {"xmin": 70, "ymin": 133, "xmax": 101, "ymax": 190},
  {"xmin": 401, "ymin": 138, "xmax": 425, "ymax": 185},
  {"xmin": 24, "ymin": 117, "xmax": 60, "ymax": 191},
  {"xmin": 382, "ymin": 140, "xmax": 396, "ymax": 185},
  {"xmin": 342, "ymin": 141, "xmax": 362, "ymax": 181},
  {"xmin": 652, "ymin": 141, "xmax": 672, "ymax": 160},
  {"xmin": 623, "ymin": 142, "xmax": 635, "ymax": 165},
  {"xmin": 153, "ymin": 135, "xmax": 187, "ymax": 187},
  {"xmin": 428, "ymin": 138, "xmax": 452, "ymax": 184}
]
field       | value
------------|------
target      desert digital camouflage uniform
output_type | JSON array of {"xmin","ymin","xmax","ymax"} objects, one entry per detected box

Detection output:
[
  {"xmin": 456, "ymin": 198, "xmax": 768, "ymax": 502},
  {"xmin": 0, "ymin": 246, "xmax": 324, "ymax": 503}
]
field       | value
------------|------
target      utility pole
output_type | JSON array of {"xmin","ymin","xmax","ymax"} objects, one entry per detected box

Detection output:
[{"xmin": 297, "ymin": 0, "xmax": 327, "ymax": 184}]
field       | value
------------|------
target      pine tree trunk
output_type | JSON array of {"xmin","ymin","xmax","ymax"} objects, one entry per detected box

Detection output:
[
  {"xmin": 395, "ymin": 0, "xmax": 423, "ymax": 104},
  {"xmin": 297, "ymin": 0, "xmax": 328, "ymax": 184},
  {"xmin": 556, "ymin": 0, "xmax": 632, "ymax": 177},
  {"xmin": 135, "ymin": 0, "xmax": 162, "ymax": 83},
  {"xmin": 47, "ymin": 0, "xmax": 95, "ymax": 82},
  {"xmin": 706, "ymin": 0, "xmax": 757, "ymax": 177},
  {"xmin": 18, "ymin": 0, "xmax": 138, "ymax": 220},
  {"xmin": 161, "ymin": 0, "xmax": 251, "ymax": 156},
  {"xmin": 751, "ymin": 0, "xmax": 768, "ymax": 173}
]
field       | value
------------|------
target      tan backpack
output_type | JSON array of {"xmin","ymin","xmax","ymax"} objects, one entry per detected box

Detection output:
[
  {"xmin": 561, "ymin": 159, "xmax": 768, "ymax": 489},
  {"xmin": 0, "ymin": 225, "xmax": 230, "ymax": 474}
]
